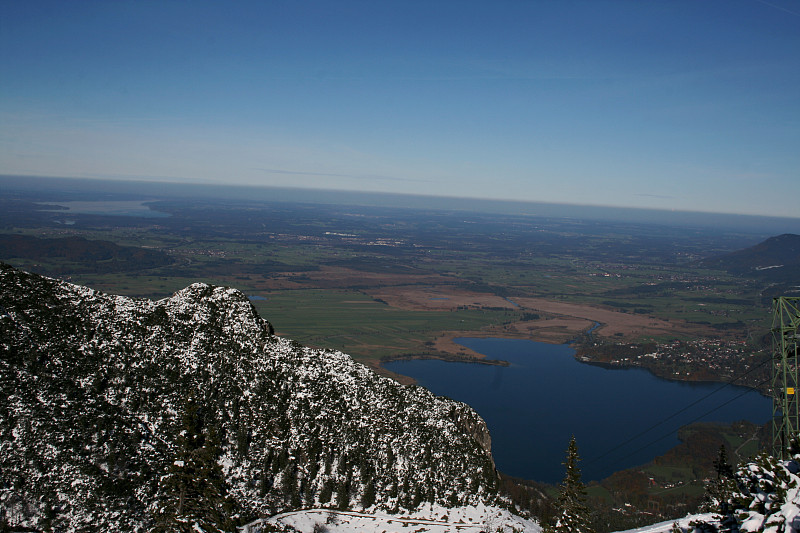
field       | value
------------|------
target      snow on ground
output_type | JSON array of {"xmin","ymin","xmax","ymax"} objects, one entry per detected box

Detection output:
[
  {"xmin": 244, "ymin": 503, "xmax": 541, "ymax": 533},
  {"xmin": 615, "ymin": 513, "xmax": 716, "ymax": 533}
]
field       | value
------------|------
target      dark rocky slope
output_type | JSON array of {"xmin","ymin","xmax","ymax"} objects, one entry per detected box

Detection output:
[{"xmin": 0, "ymin": 263, "xmax": 498, "ymax": 531}]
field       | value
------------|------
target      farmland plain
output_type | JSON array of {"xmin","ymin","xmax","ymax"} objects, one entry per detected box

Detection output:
[
  {"xmin": 3, "ymin": 176, "xmax": 799, "ymax": 526},
  {"xmin": 1, "ymin": 176, "xmax": 795, "ymax": 384}
]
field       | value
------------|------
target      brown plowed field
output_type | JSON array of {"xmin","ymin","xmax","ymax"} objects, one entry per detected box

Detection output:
[{"xmin": 367, "ymin": 286, "xmax": 715, "ymax": 351}]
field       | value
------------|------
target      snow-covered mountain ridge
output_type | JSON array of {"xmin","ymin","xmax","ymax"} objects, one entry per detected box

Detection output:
[{"xmin": 0, "ymin": 263, "xmax": 502, "ymax": 531}]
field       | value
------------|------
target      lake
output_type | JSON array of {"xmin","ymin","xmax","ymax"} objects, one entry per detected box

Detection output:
[
  {"xmin": 383, "ymin": 337, "xmax": 771, "ymax": 484},
  {"xmin": 39, "ymin": 200, "xmax": 170, "ymax": 218}
]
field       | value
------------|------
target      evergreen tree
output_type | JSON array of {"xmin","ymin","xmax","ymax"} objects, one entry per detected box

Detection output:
[
  {"xmin": 319, "ymin": 480, "xmax": 334, "ymax": 505},
  {"xmin": 547, "ymin": 436, "xmax": 594, "ymax": 533},
  {"xmin": 713, "ymin": 445, "xmax": 734, "ymax": 480},
  {"xmin": 153, "ymin": 398, "xmax": 236, "ymax": 532},
  {"xmin": 336, "ymin": 479, "xmax": 350, "ymax": 510},
  {"xmin": 361, "ymin": 478, "xmax": 376, "ymax": 509},
  {"xmin": 703, "ymin": 445, "xmax": 737, "ymax": 518}
]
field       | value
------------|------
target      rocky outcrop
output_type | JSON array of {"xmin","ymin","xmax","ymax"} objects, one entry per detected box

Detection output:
[{"xmin": 0, "ymin": 263, "xmax": 500, "ymax": 532}]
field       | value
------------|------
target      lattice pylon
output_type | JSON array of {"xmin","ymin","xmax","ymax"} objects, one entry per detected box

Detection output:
[{"xmin": 772, "ymin": 297, "xmax": 800, "ymax": 458}]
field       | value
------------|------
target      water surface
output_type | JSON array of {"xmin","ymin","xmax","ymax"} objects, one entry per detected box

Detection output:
[
  {"xmin": 40, "ymin": 201, "xmax": 170, "ymax": 218},
  {"xmin": 383, "ymin": 337, "xmax": 770, "ymax": 483}
]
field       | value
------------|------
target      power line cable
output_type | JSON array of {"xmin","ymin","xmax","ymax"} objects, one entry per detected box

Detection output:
[
  {"xmin": 599, "ymin": 375, "xmax": 772, "ymax": 471},
  {"xmin": 586, "ymin": 356, "xmax": 770, "ymax": 467}
]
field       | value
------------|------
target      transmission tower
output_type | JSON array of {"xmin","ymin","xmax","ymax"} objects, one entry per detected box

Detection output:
[{"xmin": 772, "ymin": 297, "xmax": 800, "ymax": 458}]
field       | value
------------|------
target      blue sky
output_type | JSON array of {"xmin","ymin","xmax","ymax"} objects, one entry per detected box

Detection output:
[{"xmin": 1, "ymin": 0, "xmax": 798, "ymax": 217}]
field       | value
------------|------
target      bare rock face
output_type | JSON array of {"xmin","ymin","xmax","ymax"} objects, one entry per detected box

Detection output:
[
  {"xmin": 0, "ymin": 263, "xmax": 500, "ymax": 532},
  {"xmin": 451, "ymin": 405, "xmax": 494, "ymax": 460}
]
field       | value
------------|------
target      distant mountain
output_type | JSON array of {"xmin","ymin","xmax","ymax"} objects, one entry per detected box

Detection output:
[
  {"xmin": 0, "ymin": 264, "xmax": 500, "ymax": 532},
  {"xmin": 698, "ymin": 233, "xmax": 800, "ymax": 283},
  {"xmin": 0, "ymin": 234, "xmax": 172, "ymax": 274}
]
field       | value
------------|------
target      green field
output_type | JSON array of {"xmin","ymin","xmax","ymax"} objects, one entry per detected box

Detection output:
[
  {"xmin": 1, "ymin": 193, "xmax": 780, "ymax": 375},
  {"xmin": 252, "ymin": 289, "xmax": 524, "ymax": 359},
  {"xmin": 3, "ymin": 181, "xmax": 793, "ymax": 531}
]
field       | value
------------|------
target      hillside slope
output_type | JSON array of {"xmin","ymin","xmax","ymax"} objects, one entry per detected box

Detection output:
[
  {"xmin": 0, "ymin": 234, "xmax": 173, "ymax": 274},
  {"xmin": 617, "ymin": 443, "xmax": 800, "ymax": 533},
  {"xmin": 698, "ymin": 233, "xmax": 800, "ymax": 283},
  {"xmin": 0, "ymin": 263, "xmax": 499, "ymax": 531}
]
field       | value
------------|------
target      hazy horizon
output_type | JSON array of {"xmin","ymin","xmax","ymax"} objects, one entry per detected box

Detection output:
[
  {"xmin": 2, "ymin": 1, "xmax": 798, "ymax": 219},
  {"xmin": 3, "ymin": 174, "xmax": 800, "ymax": 237}
]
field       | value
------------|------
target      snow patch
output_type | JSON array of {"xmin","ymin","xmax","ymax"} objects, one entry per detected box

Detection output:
[{"xmin": 248, "ymin": 504, "xmax": 541, "ymax": 533}]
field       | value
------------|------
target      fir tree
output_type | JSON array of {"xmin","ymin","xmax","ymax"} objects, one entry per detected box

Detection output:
[
  {"xmin": 319, "ymin": 480, "xmax": 334, "ymax": 505},
  {"xmin": 153, "ymin": 398, "xmax": 236, "ymax": 532},
  {"xmin": 547, "ymin": 436, "xmax": 594, "ymax": 533},
  {"xmin": 361, "ymin": 478, "xmax": 376, "ymax": 509},
  {"xmin": 703, "ymin": 444, "xmax": 737, "ymax": 520},
  {"xmin": 336, "ymin": 479, "xmax": 350, "ymax": 510},
  {"xmin": 713, "ymin": 445, "xmax": 734, "ymax": 480}
]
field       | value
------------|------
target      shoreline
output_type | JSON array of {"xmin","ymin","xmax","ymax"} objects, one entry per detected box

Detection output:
[
  {"xmin": 374, "ymin": 331, "xmax": 514, "ymax": 385},
  {"xmin": 375, "ymin": 328, "xmax": 582, "ymax": 385},
  {"xmin": 376, "ymin": 328, "xmax": 767, "ymax": 396}
]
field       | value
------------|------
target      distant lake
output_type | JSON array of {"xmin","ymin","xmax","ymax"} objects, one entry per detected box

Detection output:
[
  {"xmin": 39, "ymin": 201, "xmax": 170, "ymax": 218},
  {"xmin": 383, "ymin": 337, "xmax": 771, "ymax": 484}
]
